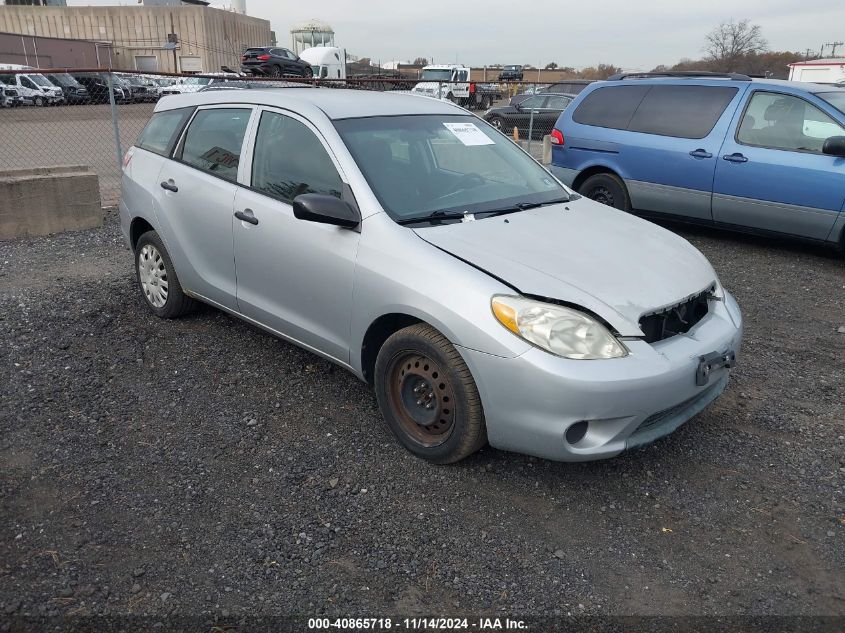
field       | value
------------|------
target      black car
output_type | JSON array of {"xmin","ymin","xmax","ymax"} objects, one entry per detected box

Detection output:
[
  {"xmin": 498, "ymin": 64, "xmax": 523, "ymax": 81},
  {"xmin": 45, "ymin": 73, "xmax": 90, "ymax": 105},
  {"xmin": 511, "ymin": 79, "xmax": 593, "ymax": 106},
  {"xmin": 72, "ymin": 73, "xmax": 131, "ymax": 104},
  {"xmin": 484, "ymin": 94, "xmax": 573, "ymax": 139},
  {"xmin": 241, "ymin": 47, "xmax": 313, "ymax": 78},
  {"xmin": 120, "ymin": 74, "xmax": 158, "ymax": 102}
]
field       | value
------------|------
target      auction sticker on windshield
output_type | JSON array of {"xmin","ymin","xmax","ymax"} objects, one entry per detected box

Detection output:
[{"xmin": 443, "ymin": 122, "xmax": 494, "ymax": 146}]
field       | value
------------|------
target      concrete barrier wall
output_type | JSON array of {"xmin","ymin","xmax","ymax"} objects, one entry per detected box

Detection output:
[{"xmin": 0, "ymin": 166, "xmax": 103, "ymax": 240}]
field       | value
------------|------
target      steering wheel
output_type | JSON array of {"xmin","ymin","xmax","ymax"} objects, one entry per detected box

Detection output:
[{"xmin": 443, "ymin": 172, "xmax": 486, "ymax": 196}]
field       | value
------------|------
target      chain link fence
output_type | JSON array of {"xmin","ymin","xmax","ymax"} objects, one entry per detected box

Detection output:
[{"xmin": 1, "ymin": 68, "xmax": 588, "ymax": 207}]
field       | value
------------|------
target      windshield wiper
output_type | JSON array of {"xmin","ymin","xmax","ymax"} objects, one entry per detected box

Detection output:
[
  {"xmin": 478, "ymin": 197, "xmax": 570, "ymax": 218},
  {"xmin": 396, "ymin": 210, "xmax": 473, "ymax": 226}
]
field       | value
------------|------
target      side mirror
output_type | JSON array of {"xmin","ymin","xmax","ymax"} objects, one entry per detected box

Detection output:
[
  {"xmin": 293, "ymin": 193, "xmax": 361, "ymax": 229},
  {"xmin": 822, "ymin": 135, "xmax": 845, "ymax": 157}
]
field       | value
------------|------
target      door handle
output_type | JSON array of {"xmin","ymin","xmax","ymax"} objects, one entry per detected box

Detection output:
[
  {"xmin": 689, "ymin": 149, "xmax": 713, "ymax": 159},
  {"xmin": 234, "ymin": 209, "xmax": 259, "ymax": 226},
  {"xmin": 160, "ymin": 180, "xmax": 178, "ymax": 192},
  {"xmin": 722, "ymin": 153, "xmax": 748, "ymax": 163}
]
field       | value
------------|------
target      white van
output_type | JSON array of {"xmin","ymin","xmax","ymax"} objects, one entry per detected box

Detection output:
[
  {"xmin": 299, "ymin": 46, "xmax": 346, "ymax": 80},
  {"xmin": 0, "ymin": 65, "xmax": 63, "ymax": 106}
]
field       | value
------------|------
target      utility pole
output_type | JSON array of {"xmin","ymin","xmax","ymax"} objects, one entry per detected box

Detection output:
[
  {"xmin": 804, "ymin": 48, "xmax": 814, "ymax": 61},
  {"xmin": 827, "ymin": 41, "xmax": 845, "ymax": 57}
]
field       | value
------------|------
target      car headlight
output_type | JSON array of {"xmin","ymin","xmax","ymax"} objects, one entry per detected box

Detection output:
[{"xmin": 491, "ymin": 295, "xmax": 628, "ymax": 360}]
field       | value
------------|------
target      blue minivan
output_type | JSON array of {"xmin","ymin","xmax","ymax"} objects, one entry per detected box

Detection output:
[{"xmin": 550, "ymin": 72, "xmax": 845, "ymax": 247}]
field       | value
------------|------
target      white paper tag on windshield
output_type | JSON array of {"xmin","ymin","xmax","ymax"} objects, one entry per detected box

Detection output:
[{"xmin": 443, "ymin": 122, "xmax": 494, "ymax": 146}]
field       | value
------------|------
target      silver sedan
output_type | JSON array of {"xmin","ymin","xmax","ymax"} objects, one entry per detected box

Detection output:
[{"xmin": 120, "ymin": 88, "xmax": 743, "ymax": 463}]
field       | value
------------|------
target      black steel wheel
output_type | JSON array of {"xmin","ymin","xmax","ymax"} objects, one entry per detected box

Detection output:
[
  {"xmin": 578, "ymin": 172, "xmax": 631, "ymax": 211},
  {"xmin": 374, "ymin": 324, "xmax": 487, "ymax": 464}
]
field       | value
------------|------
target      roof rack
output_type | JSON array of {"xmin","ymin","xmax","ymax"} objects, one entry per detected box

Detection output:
[{"xmin": 607, "ymin": 71, "xmax": 752, "ymax": 81}]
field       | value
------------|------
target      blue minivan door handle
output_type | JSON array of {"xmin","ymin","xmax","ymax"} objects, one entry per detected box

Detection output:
[
  {"xmin": 689, "ymin": 149, "xmax": 713, "ymax": 159},
  {"xmin": 722, "ymin": 153, "xmax": 748, "ymax": 163}
]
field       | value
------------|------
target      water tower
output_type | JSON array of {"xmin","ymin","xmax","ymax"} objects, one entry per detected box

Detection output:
[{"xmin": 290, "ymin": 19, "xmax": 335, "ymax": 55}]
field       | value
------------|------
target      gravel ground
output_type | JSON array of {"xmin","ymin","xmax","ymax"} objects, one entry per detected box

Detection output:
[{"xmin": 1, "ymin": 213, "xmax": 843, "ymax": 622}]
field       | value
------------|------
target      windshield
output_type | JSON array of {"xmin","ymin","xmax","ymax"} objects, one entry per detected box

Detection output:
[
  {"xmin": 28, "ymin": 75, "xmax": 52, "ymax": 87},
  {"xmin": 818, "ymin": 91, "xmax": 845, "ymax": 116},
  {"xmin": 505, "ymin": 66, "xmax": 520, "ymax": 71},
  {"xmin": 49, "ymin": 73, "xmax": 80, "ymax": 87},
  {"xmin": 420, "ymin": 69, "xmax": 453, "ymax": 81},
  {"xmin": 183, "ymin": 77, "xmax": 212, "ymax": 85},
  {"xmin": 334, "ymin": 115, "xmax": 567, "ymax": 221}
]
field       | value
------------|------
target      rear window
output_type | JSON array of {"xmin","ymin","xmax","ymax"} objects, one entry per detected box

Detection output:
[
  {"xmin": 136, "ymin": 107, "xmax": 193, "ymax": 156},
  {"xmin": 573, "ymin": 84, "xmax": 737, "ymax": 139},
  {"xmin": 573, "ymin": 85, "xmax": 650, "ymax": 130}
]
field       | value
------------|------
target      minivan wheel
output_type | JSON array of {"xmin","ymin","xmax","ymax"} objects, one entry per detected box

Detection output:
[
  {"xmin": 578, "ymin": 172, "xmax": 631, "ymax": 211},
  {"xmin": 374, "ymin": 324, "xmax": 487, "ymax": 464},
  {"xmin": 34, "ymin": 96, "xmax": 44, "ymax": 107},
  {"xmin": 135, "ymin": 231, "xmax": 197, "ymax": 319}
]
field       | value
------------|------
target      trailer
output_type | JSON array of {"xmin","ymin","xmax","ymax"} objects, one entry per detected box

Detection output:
[
  {"xmin": 411, "ymin": 64, "xmax": 503, "ymax": 110},
  {"xmin": 788, "ymin": 58, "xmax": 845, "ymax": 84}
]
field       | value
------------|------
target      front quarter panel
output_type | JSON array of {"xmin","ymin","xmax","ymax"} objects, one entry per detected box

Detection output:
[{"xmin": 350, "ymin": 214, "xmax": 532, "ymax": 375}]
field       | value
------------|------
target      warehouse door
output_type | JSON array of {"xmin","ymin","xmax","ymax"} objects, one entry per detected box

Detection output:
[{"xmin": 135, "ymin": 56, "xmax": 158, "ymax": 72}]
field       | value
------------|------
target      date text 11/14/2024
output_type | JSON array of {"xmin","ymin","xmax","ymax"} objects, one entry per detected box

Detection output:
[{"xmin": 308, "ymin": 617, "xmax": 528, "ymax": 630}]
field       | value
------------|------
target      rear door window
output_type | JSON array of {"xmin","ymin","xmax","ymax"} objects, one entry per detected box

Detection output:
[
  {"xmin": 545, "ymin": 95, "xmax": 571, "ymax": 110},
  {"xmin": 179, "ymin": 108, "xmax": 251, "ymax": 182},
  {"xmin": 572, "ymin": 85, "xmax": 650, "ymax": 130},
  {"xmin": 136, "ymin": 107, "xmax": 194, "ymax": 156},
  {"xmin": 627, "ymin": 85, "xmax": 738, "ymax": 138}
]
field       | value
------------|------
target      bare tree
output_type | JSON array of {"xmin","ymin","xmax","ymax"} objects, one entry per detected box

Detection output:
[
  {"xmin": 412, "ymin": 57, "xmax": 429, "ymax": 66},
  {"xmin": 704, "ymin": 19, "xmax": 768, "ymax": 69},
  {"xmin": 545, "ymin": 62, "xmax": 558, "ymax": 70}
]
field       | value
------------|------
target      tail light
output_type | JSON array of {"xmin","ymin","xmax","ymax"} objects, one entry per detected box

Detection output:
[
  {"xmin": 257, "ymin": 54, "xmax": 271, "ymax": 61},
  {"xmin": 550, "ymin": 129, "xmax": 565, "ymax": 146},
  {"xmin": 241, "ymin": 55, "xmax": 247, "ymax": 61}
]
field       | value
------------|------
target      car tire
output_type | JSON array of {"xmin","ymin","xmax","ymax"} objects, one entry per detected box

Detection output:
[
  {"xmin": 303, "ymin": 67, "xmax": 313, "ymax": 78},
  {"xmin": 34, "ymin": 96, "xmax": 44, "ymax": 107},
  {"xmin": 488, "ymin": 115, "xmax": 504, "ymax": 132},
  {"xmin": 270, "ymin": 65, "xmax": 282, "ymax": 78},
  {"xmin": 135, "ymin": 231, "xmax": 197, "ymax": 319},
  {"xmin": 578, "ymin": 172, "xmax": 631, "ymax": 211},
  {"xmin": 374, "ymin": 323, "xmax": 487, "ymax": 464}
]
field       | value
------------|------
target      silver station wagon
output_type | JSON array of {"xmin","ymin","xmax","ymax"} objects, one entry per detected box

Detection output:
[{"xmin": 120, "ymin": 88, "xmax": 743, "ymax": 464}]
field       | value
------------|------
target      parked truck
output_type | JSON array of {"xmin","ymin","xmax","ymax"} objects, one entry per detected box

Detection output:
[
  {"xmin": 299, "ymin": 46, "xmax": 347, "ymax": 80},
  {"xmin": 411, "ymin": 64, "xmax": 502, "ymax": 110}
]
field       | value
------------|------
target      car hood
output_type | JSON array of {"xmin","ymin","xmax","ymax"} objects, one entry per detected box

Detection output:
[{"xmin": 412, "ymin": 199, "xmax": 717, "ymax": 336}]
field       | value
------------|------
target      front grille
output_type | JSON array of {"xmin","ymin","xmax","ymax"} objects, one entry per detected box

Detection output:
[{"xmin": 638, "ymin": 288, "xmax": 712, "ymax": 343}]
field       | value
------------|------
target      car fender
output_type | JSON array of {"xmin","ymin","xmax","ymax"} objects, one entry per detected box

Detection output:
[{"xmin": 349, "ymin": 213, "xmax": 532, "ymax": 377}]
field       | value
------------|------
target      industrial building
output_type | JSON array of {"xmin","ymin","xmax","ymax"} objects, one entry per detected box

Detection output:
[{"xmin": 0, "ymin": 1, "xmax": 272, "ymax": 73}]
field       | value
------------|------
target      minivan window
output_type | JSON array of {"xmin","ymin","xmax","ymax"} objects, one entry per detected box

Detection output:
[
  {"xmin": 627, "ymin": 86, "xmax": 738, "ymax": 138},
  {"xmin": 136, "ymin": 107, "xmax": 194, "ymax": 156},
  {"xmin": 335, "ymin": 115, "xmax": 564, "ymax": 220},
  {"xmin": 572, "ymin": 85, "xmax": 650, "ymax": 130},
  {"xmin": 737, "ymin": 91, "xmax": 845, "ymax": 153},
  {"xmin": 251, "ymin": 111, "xmax": 342, "ymax": 203},
  {"xmin": 179, "ymin": 108, "xmax": 251, "ymax": 182},
  {"xmin": 20, "ymin": 77, "xmax": 37, "ymax": 90}
]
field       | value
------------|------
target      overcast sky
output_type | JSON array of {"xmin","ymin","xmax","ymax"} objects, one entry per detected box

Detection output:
[{"xmin": 66, "ymin": 0, "xmax": 845, "ymax": 69}]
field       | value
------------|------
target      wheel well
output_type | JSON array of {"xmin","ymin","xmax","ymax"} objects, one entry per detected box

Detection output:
[
  {"xmin": 571, "ymin": 166, "xmax": 620, "ymax": 193},
  {"xmin": 360, "ymin": 313, "xmax": 422, "ymax": 385},
  {"xmin": 129, "ymin": 217, "xmax": 155, "ymax": 251}
]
